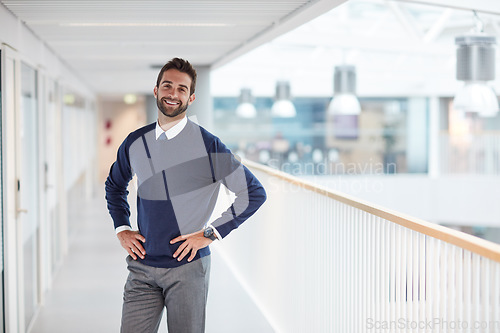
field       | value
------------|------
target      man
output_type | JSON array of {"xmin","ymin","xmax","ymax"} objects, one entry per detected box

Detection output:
[{"xmin": 105, "ymin": 57, "xmax": 266, "ymax": 333}]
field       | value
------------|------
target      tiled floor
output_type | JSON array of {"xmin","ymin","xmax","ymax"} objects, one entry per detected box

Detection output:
[{"xmin": 29, "ymin": 189, "xmax": 274, "ymax": 333}]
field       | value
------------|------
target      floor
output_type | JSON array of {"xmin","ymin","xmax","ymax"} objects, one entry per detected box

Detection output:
[{"xmin": 29, "ymin": 188, "xmax": 274, "ymax": 333}]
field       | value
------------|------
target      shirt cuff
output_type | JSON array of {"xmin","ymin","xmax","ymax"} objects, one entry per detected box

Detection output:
[
  {"xmin": 211, "ymin": 225, "xmax": 222, "ymax": 241},
  {"xmin": 115, "ymin": 225, "xmax": 132, "ymax": 234}
]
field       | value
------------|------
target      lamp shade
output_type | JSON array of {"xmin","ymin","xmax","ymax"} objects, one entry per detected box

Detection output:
[
  {"xmin": 453, "ymin": 82, "xmax": 499, "ymax": 117},
  {"xmin": 272, "ymin": 81, "xmax": 296, "ymax": 118},
  {"xmin": 236, "ymin": 88, "xmax": 257, "ymax": 118},
  {"xmin": 328, "ymin": 93, "xmax": 361, "ymax": 116},
  {"xmin": 272, "ymin": 100, "xmax": 296, "ymax": 118},
  {"xmin": 328, "ymin": 65, "xmax": 361, "ymax": 116},
  {"xmin": 236, "ymin": 103, "xmax": 257, "ymax": 118},
  {"xmin": 454, "ymin": 33, "xmax": 498, "ymax": 117}
]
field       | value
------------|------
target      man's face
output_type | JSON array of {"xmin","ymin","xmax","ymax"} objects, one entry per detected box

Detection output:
[{"xmin": 154, "ymin": 69, "xmax": 195, "ymax": 118}]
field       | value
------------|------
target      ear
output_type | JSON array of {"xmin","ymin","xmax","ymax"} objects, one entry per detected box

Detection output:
[
  {"xmin": 153, "ymin": 86, "xmax": 158, "ymax": 98},
  {"xmin": 188, "ymin": 93, "xmax": 196, "ymax": 105}
]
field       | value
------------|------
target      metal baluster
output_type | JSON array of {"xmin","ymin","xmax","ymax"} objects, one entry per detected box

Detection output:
[
  {"xmin": 472, "ymin": 254, "xmax": 481, "ymax": 329},
  {"xmin": 481, "ymin": 258, "xmax": 490, "ymax": 333},
  {"xmin": 455, "ymin": 247, "xmax": 463, "ymax": 333},
  {"xmin": 418, "ymin": 233, "xmax": 426, "ymax": 332},
  {"xmin": 464, "ymin": 250, "xmax": 471, "ymax": 333}
]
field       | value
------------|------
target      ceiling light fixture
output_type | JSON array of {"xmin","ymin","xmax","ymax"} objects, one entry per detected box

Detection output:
[
  {"xmin": 236, "ymin": 88, "xmax": 257, "ymax": 118},
  {"xmin": 60, "ymin": 22, "xmax": 231, "ymax": 27},
  {"xmin": 328, "ymin": 65, "xmax": 361, "ymax": 116},
  {"xmin": 123, "ymin": 94, "xmax": 137, "ymax": 105},
  {"xmin": 271, "ymin": 81, "xmax": 296, "ymax": 118},
  {"xmin": 453, "ymin": 12, "xmax": 498, "ymax": 118},
  {"xmin": 328, "ymin": 65, "xmax": 360, "ymax": 139}
]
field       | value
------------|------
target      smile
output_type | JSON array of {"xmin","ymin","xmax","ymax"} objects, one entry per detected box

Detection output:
[{"xmin": 164, "ymin": 99, "xmax": 180, "ymax": 105}]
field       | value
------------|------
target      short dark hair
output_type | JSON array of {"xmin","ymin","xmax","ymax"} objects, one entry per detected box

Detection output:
[{"xmin": 156, "ymin": 58, "xmax": 197, "ymax": 95}]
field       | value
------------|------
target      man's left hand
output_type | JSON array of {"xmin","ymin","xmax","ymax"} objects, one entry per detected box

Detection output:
[{"xmin": 170, "ymin": 230, "xmax": 213, "ymax": 262}]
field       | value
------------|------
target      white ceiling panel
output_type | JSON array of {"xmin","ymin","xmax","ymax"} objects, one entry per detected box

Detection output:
[
  {"xmin": 5, "ymin": 0, "xmax": 498, "ymax": 97},
  {"xmin": 1, "ymin": 0, "xmax": 347, "ymax": 94}
]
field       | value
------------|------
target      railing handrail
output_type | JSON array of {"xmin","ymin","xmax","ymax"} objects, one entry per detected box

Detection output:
[
  {"xmin": 244, "ymin": 158, "xmax": 500, "ymax": 263},
  {"xmin": 440, "ymin": 129, "xmax": 500, "ymax": 135}
]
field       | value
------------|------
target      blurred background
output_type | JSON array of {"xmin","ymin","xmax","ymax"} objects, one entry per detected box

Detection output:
[{"xmin": 2, "ymin": 0, "xmax": 500, "ymax": 332}]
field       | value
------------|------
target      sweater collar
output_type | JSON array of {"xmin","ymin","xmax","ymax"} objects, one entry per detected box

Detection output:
[{"xmin": 155, "ymin": 116, "xmax": 188, "ymax": 140}]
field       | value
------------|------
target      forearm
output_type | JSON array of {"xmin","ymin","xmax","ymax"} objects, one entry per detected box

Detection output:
[
  {"xmin": 211, "ymin": 166, "xmax": 266, "ymax": 238},
  {"xmin": 105, "ymin": 175, "xmax": 132, "ymax": 229},
  {"xmin": 105, "ymin": 138, "xmax": 133, "ymax": 229}
]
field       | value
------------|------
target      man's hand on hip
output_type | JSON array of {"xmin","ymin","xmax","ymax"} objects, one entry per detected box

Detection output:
[
  {"xmin": 170, "ymin": 230, "xmax": 212, "ymax": 262},
  {"xmin": 117, "ymin": 230, "xmax": 146, "ymax": 260}
]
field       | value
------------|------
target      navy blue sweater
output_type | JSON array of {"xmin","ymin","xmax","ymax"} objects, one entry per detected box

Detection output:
[{"xmin": 105, "ymin": 120, "xmax": 266, "ymax": 268}]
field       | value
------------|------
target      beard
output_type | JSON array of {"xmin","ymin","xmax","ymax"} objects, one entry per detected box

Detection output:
[{"xmin": 156, "ymin": 96, "xmax": 189, "ymax": 118}]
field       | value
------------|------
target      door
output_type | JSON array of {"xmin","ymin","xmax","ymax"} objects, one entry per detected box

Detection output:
[
  {"xmin": 2, "ymin": 44, "xmax": 20, "ymax": 333},
  {"xmin": 19, "ymin": 61, "xmax": 40, "ymax": 329}
]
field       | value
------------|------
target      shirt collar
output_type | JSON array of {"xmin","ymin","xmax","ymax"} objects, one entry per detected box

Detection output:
[{"xmin": 155, "ymin": 116, "xmax": 188, "ymax": 140}]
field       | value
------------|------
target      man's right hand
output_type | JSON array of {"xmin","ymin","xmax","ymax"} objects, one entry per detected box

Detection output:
[{"xmin": 117, "ymin": 230, "xmax": 146, "ymax": 260}]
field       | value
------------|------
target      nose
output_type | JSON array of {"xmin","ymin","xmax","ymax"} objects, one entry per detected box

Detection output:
[{"xmin": 166, "ymin": 88, "xmax": 177, "ymax": 100}]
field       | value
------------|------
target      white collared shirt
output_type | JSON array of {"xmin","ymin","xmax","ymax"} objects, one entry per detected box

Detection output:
[{"xmin": 155, "ymin": 116, "xmax": 188, "ymax": 140}]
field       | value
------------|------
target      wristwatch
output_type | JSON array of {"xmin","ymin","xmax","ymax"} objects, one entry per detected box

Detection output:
[{"xmin": 203, "ymin": 226, "xmax": 217, "ymax": 241}]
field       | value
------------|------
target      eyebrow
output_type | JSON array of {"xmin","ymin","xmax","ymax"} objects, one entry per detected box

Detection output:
[{"xmin": 161, "ymin": 80, "xmax": 189, "ymax": 90}]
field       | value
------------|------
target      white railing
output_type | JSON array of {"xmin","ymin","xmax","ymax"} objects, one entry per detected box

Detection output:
[
  {"xmin": 440, "ymin": 132, "xmax": 500, "ymax": 175},
  {"xmin": 216, "ymin": 160, "xmax": 500, "ymax": 333}
]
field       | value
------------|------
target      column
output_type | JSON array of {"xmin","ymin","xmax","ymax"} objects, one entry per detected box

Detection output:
[
  {"xmin": 428, "ymin": 97, "xmax": 440, "ymax": 178},
  {"xmin": 189, "ymin": 65, "xmax": 213, "ymax": 131},
  {"xmin": 406, "ymin": 97, "xmax": 429, "ymax": 173}
]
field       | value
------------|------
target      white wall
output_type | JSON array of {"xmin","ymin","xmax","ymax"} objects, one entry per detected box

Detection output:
[
  {"xmin": 1, "ymin": 4, "xmax": 97, "ymax": 332},
  {"xmin": 97, "ymin": 96, "xmax": 147, "ymax": 182},
  {"xmin": 0, "ymin": 4, "xmax": 93, "ymax": 98}
]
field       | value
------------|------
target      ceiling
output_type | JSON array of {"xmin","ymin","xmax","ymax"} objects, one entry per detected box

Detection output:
[
  {"xmin": 0, "ymin": 0, "xmax": 347, "ymax": 95},
  {"xmin": 211, "ymin": 0, "xmax": 500, "ymax": 97},
  {"xmin": 2, "ymin": 0, "xmax": 500, "ymax": 98}
]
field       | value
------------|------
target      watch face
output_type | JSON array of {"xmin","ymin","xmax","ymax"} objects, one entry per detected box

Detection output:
[{"xmin": 204, "ymin": 227, "xmax": 213, "ymax": 237}]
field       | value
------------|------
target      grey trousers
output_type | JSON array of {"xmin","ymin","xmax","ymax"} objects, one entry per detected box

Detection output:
[{"xmin": 120, "ymin": 255, "xmax": 211, "ymax": 333}]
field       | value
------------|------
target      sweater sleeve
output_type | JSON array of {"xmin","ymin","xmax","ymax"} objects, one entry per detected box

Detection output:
[
  {"xmin": 105, "ymin": 136, "xmax": 133, "ymax": 230},
  {"xmin": 209, "ymin": 138, "xmax": 266, "ymax": 239}
]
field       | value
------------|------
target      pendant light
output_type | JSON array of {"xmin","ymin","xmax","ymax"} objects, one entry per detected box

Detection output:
[
  {"xmin": 453, "ymin": 12, "xmax": 498, "ymax": 117},
  {"xmin": 271, "ymin": 81, "xmax": 296, "ymax": 118},
  {"xmin": 236, "ymin": 88, "xmax": 257, "ymax": 118},
  {"xmin": 328, "ymin": 65, "xmax": 361, "ymax": 116}
]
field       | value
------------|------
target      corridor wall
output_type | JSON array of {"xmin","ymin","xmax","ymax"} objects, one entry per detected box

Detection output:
[{"xmin": 0, "ymin": 4, "xmax": 97, "ymax": 332}]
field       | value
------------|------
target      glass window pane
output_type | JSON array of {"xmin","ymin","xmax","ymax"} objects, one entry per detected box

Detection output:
[{"xmin": 20, "ymin": 62, "xmax": 39, "ymax": 328}]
